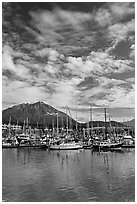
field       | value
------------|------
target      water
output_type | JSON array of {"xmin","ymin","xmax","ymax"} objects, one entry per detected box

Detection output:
[{"xmin": 2, "ymin": 148, "xmax": 135, "ymax": 202}]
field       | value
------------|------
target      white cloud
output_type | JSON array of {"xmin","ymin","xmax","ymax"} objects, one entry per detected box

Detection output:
[
  {"xmin": 65, "ymin": 52, "xmax": 134, "ymax": 80},
  {"xmin": 108, "ymin": 20, "xmax": 135, "ymax": 43},
  {"xmin": 94, "ymin": 7, "xmax": 112, "ymax": 27},
  {"xmin": 2, "ymin": 3, "xmax": 135, "ymax": 122},
  {"xmin": 109, "ymin": 2, "xmax": 134, "ymax": 19},
  {"xmin": 94, "ymin": 3, "xmax": 135, "ymax": 50},
  {"xmin": 65, "ymin": 56, "xmax": 103, "ymax": 78},
  {"xmin": 94, "ymin": 2, "xmax": 134, "ymax": 28},
  {"xmin": 2, "ymin": 45, "xmax": 17, "ymax": 72},
  {"xmin": 2, "ymin": 79, "xmax": 50, "ymax": 109},
  {"xmin": 125, "ymin": 78, "xmax": 135, "ymax": 84},
  {"xmin": 2, "ymin": 45, "xmax": 31, "ymax": 79},
  {"xmin": 106, "ymin": 86, "xmax": 135, "ymax": 108},
  {"xmin": 130, "ymin": 44, "xmax": 135, "ymax": 58},
  {"xmin": 88, "ymin": 51, "xmax": 134, "ymax": 74},
  {"xmin": 30, "ymin": 8, "xmax": 92, "ymax": 32}
]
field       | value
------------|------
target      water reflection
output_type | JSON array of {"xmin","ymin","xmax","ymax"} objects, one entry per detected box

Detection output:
[{"xmin": 2, "ymin": 148, "xmax": 135, "ymax": 202}]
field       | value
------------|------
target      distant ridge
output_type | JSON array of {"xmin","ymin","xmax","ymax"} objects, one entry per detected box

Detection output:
[
  {"xmin": 123, "ymin": 119, "xmax": 135, "ymax": 128},
  {"xmin": 2, "ymin": 101, "xmax": 77, "ymax": 128},
  {"xmin": 2, "ymin": 101, "xmax": 134, "ymax": 129}
]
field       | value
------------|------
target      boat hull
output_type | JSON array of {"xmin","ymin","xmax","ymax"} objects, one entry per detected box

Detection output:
[
  {"xmin": 49, "ymin": 143, "xmax": 83, "ymax": 150},
  {"xmin": 83, "ymin": 145, "xmax": 92, "ymax": 149},
  {"xmin": 2, "ymin": 144, "xmax": 47, "ymax": 149},
  {"xmin": 122, "ymin": 145, "xmax": 135, "ymax": 148},
  {"xmin": 2, "ymin": 144, "xmax": 18, "ymax": 148},
  {"xmin": 92, "ymin": 143, "xmax": 123, "ymax": 151}
]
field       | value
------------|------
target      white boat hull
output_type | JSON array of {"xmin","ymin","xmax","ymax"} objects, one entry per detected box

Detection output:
[{"xmin": 49, "ymin": 143, "xmax": 83, "ymax": 150}]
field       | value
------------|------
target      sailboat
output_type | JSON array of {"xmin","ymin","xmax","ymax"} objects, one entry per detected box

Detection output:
[
  {"xmin": 2, "ymin": 117, "xmax": 18, "ymax": 148},
  {"xmin": 49, "ymin": 109, "xmax": 83, "ymax": 150},
  {"xmin": 83, "ymin": 104, "xmax": 93, "ymax": 149},
  {"xmin": 92, "ymin": 108, "xmax": 123, "ymax": 151}
]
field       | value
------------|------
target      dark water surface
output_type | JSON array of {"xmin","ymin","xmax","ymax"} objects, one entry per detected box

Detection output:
[{"xmin": 2, "ymin": 148, "xmax": 135, "ymax": 202}]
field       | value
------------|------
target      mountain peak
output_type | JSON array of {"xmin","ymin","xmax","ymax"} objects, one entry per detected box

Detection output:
[{"xmin": 2, "ymin": 101, "xmax": 76, "ymax": 128}]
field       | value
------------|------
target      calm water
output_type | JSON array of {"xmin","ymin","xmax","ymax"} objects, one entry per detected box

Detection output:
[{"xmin": 2, "ymin": 148, "xmax": 135, "ymax": 202}]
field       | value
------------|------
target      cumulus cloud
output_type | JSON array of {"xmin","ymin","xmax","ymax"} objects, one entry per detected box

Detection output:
[
  {"xmin": 94, "ymin": 2, "xmax": 134, "ymax": 27},
  {"xmin": 2, "ymin": 45, "xmax": 31, "ymax": 80},
  {"xmin": 2, "ymin": 80, "xmax": 48, "ymax": 109},
  {"xmin": 64, "ymin": 51, "xmax": 134, "ymax": 81},
  {"xmin": 93, "ymin": 3, "xmax": 135, "ymax": 52},
  {"xmin": 29, "ymin": 8, "xmax": 92, "ymax": 31},
  {"xmin": 125, "ymin": 77, "xmax": 135, "ymax": 84},
  {"xmin": 129, "ymin": 44, "xmax": 135, "ymax": 58},
  {"xmin": 2, "ymin": 2, "xmax": 135, "ymax": 122},
  {"xmin": 109, "ymin": 2, "xmax": 134, "ymax": 20},
  {"xmin": 108, "ymin": 19, "xmax": 135, "ymax": 44},
  {"xmin": 106, "ymin": 86, "xmax": 135, "ymax": 109}
]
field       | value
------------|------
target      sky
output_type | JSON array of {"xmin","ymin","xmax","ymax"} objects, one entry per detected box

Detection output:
[{"xmin": 2, "ymin": 2, "xmax": 135, "ymax": 122}]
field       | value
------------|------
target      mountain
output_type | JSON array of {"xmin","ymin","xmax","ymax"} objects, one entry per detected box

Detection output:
[
  {"xmin": 2, "ymin": 101, "xmax": 132, "ymax": 129},
  {"xmin": 123, "ymin": 119, "xmax": 135, "ymax": 128},
  {"xmin": 87, "ymin": 120, "xmax": 125, "ymax": 128},
  {"xmin": 2, "ymin": 101, "xmax": 77, "ymax": 129}
]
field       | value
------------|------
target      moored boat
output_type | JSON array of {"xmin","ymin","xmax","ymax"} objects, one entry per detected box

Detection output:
[
  {"xmin": 83, "ymin": 144, "xmax": 92, "ymax": 149},
  {"xmin": 122, "ymin": 135, "xmax": 135, "ymax": 148},
  {"xmin": 49, "ymin": 141, "xmax": 83, "ymax": 150},
  {"xmin": 2, "ymin": 143, "xmax": 18, "ymax": 148},
  {"xmin": 92, "ymin": 141, "xmax": 123, "ymax": 151}
]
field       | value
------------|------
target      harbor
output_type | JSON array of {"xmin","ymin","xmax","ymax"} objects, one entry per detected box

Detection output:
[
  {"xmin": 2, "ymin": 106, "xmax": 135, "ymax": 151},
  {"xmin": 2, "ymin": 2, "xmax": 135, "ymax": 202},
  {"xmin": 2, "ymin": 106, "xmax": 135, "ymax": 202},
  {"xmin": 2, "ymin": 103, "xmax": 135, "ymax": 202}
]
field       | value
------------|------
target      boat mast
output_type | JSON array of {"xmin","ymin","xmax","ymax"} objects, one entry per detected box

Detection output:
[
  {"xmin": 57, "ymin": 110, "xmax": 59, "ymax": 136},
  {"xmin": 26, "ymin": 117, "xmax": 28, "ymax": 128},
  {"xmin": 76, "ymin": 100, "xmax": 78, "ymax": 131},
  {"xmin": 44, "ymin": 118, "xmax": 45, "ymax": 130},
  {"xmin": 104, "ymin": 108, "xmax": 107, "ymax": 140},
  {"xmin": 109, "ymin": 114, "xmax": 111, "ymax": 135},
  {"xmin": 8, "ymin": 116, "xmax": 11, "ymax": 137},
  {"xmin": 127, "ymin": 121, "xmax": 130, "ymax": 135},
  {"xmin": 15, "ymin": 119, "xmax": 18, "ymax": 135},
  {"xmin": 52, "ymin": 118, "xmax": 54, "ymax": 136},
  {"xmin": 23, "ymin": 120, "xmax": 25, "ymax": 134},
  {"xmin": 66, "ymin": 107, "xmax": 69, "ymax": 135},
  {"xmin": 62, "ymin": 117, "xmax": 64, "ymax": 130},
  {"xmin": 87, "ymin": 120, "xmax": 89, "ymax": 138},
  {"xmin": 97, "ymin": 123, "xmax": 99, "ymax": 136},
  {"xmin": 61, "ymin": 117, "xmax": 64, "ymax": 136},
  {"xmin": 90, "ymin": 104, "xmax": 92, "ymax": 138},
  {"xmin": 26, "ymin": 117, "xmax": 29, "ymax": 134},
  {"xmin": 83, "ymin": 128, "xmax": 85, "ymax": 139},
  {"xmin": 67, "ymin": 107, "xmax": 72, "ymax": 131},
  {"xmin": 36, "ymin": 122, "xmax": 39, "ymax": 136}
]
